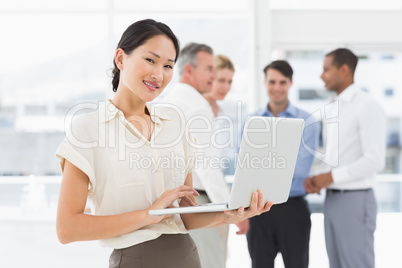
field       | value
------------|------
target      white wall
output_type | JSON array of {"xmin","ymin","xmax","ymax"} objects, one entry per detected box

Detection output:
[{"xmin": 271, "ymin": 10, "xmax": 402, "ymax": 50}]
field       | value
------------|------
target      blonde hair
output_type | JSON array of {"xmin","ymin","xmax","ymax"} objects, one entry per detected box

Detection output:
[{"xmin": 215, "ymin": 54, "xmax": 235, "ymax": 72}]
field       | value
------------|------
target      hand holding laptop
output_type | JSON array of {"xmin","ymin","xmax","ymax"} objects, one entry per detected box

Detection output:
[
  {"xmin": 222, "ymin": 189, "xmax": 273, "ymax": 224},
  {"xmin": 146, "ymin": 184, "xmax": 273, "ymax": 234},
  {"xmin": 146, "ymin": 184, "xmax": 273, "ymax": 225}
]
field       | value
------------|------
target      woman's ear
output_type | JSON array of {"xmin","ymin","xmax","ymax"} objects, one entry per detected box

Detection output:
[{"xmin": 115, "ymin": 48, "xmax": 125, "ymax": 71}]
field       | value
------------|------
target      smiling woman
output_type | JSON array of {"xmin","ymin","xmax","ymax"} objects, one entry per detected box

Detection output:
[
  {"xmin": 115, "ymin": 36, "xmax": 175, "ymax": 100},
  {"xmin": 55, "ymin": 19, "xmax": 206, "ymax": 268},
  {"xmin": 55, "ymin": 18, "xmax": 272, "ymax": 268}
]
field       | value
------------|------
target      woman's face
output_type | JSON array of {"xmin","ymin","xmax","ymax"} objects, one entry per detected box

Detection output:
[
  {"xmin": 210, "ymin": 68, "xmax": 234, "ymax": 101},
  {"xmin": 117, "ymin": 35, "xmax": 176, "ymax": 102}
]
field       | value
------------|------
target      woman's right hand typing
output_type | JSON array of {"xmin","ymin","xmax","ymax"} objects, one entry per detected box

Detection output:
[{"xmin": 147, "ymin": 185, "xmax": 199, "ymax": 223}]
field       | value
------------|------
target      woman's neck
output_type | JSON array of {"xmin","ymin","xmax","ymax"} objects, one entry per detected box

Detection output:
[
  {"xmin": 112, "ymin": 87, "xmax": 154, "ymax": 142},
  {"xmin": 112, "ymin": 88, "xmax": 148, "ymax": 117}
]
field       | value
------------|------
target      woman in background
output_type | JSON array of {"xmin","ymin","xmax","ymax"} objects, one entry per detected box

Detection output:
[
  {"xmin": 203, "ymin": 54, "xmax": 235, "ymax": 117},
  {"xmin": 56, "ymin": 19, "xmax": 272, "ymax": 268}
]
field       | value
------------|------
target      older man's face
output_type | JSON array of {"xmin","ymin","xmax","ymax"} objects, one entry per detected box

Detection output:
[{"xmin": 190, "ymin": 51, "xmax": 216, "ymax": 94}]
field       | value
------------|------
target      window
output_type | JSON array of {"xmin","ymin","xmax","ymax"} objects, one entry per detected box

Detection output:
[
  {"xmin": 385, "ymin": 88, "xmax": 394, "ymax": 96},
  {"xmin": 0, "ymin": 4, "xmax": 253, "ymax": 176}
]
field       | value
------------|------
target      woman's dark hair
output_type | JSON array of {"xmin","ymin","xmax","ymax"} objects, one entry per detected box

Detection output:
[{"xmin": 112, "ymin": 19, "xmax": 180, "ymax": 92}]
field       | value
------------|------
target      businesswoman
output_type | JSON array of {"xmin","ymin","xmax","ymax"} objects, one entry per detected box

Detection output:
[{"xmin": 55, "ymin": 19, "xmax": 272, "ymax": 267}]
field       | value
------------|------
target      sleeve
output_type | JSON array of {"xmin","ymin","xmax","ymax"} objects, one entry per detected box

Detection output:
[
  {"xmin": 331, "ymin": 99, "xmax": 386, "ymax": 183},
  {"xmin": 55, "ymin": 115, "xmax": 97, "ymax": 194},
  {"xmin": 299, "ymin": 113, "xmax": 321, "ymax": 176},
  {"xmin": 292, "ymin": 115, "xmax": 321, "ymax": 194}
]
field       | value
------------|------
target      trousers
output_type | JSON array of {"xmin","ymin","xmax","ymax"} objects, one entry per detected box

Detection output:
[
  {"xmin": 247, "ymin": 196, "xmax": 311, "ymax": 268},
  {"xmin": 109, "ymin": 233, "xmax": 201, "ymax": 268}
]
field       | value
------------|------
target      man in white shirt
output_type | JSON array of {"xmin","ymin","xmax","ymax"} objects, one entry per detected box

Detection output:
[
  {"xmin": 162, "ymin": 43, "xmax": 231, "ymax": 268},
  {"xmin": 305, "ymin": 48, "xmax": 386, "ymax": 268}
]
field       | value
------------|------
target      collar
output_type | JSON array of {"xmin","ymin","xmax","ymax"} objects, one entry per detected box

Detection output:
[
  {"xmin": 336, "ymin": 84, "xmax": 359, "ymax": 102},
  {"xmin": 260, "ymin": 102, "xmax": 298, "ymax": 117},
  {"xmin": 99, "ymin": 99, "xmax": 171, "ymax": 124}
]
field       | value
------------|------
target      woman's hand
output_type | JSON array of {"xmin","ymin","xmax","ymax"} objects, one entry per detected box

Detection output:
[
  {"xmin": 223, "ymin": 189, "xmax": 273, "ymax": 224},
  {"xmin": 147, "ymin": 185, "xmax": 199, "ymax": 223}
]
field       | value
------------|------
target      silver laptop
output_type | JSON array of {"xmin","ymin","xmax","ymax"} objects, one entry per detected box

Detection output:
[{"xmin": 149, "ymin": 116, "xmax": 304, "ymax": 216}]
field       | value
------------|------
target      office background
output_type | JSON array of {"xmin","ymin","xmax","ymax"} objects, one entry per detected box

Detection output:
[{"xmin": 0, "ymin": 0, "xmax": 401, "ymax": 267}]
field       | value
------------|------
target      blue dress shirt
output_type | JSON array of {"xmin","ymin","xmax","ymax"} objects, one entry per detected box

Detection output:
[{"xmin": 251, "ymin": 103, "xmax": 320, "ymax": 197}]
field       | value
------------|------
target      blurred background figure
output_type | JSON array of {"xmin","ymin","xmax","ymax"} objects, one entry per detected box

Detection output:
[
  {"xmin": 246, "ymin": 60, "xmax": 320, "ymax": 268},
  {"xmin": 204, "ymin": 54, "xmax": 235, "ymax": 117},
  {"xmin": 305, "ymin": 48, "xmax": 386, "ymax": 268}
]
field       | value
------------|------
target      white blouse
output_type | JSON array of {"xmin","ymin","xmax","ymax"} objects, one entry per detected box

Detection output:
[{"xmin": 56, "ymin": 100, "xmax": 197, "ymax": 249}]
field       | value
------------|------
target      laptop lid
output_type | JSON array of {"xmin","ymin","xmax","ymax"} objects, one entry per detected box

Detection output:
[
  {"xmin": 148, "ymin": 116, "xmax": 304, "ymax": 215},
  {"xmin": 228, "ymin": 116, "xmax": 304, "ymax": 209}
]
